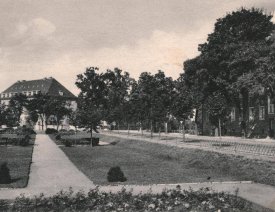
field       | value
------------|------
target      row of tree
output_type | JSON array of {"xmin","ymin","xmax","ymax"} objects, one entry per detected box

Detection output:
[
  {"xmin": 183, "ymin": 7, "xmax": 275, "ymax": 136},
  {"xmin": 74, "ymin": 67, "xmax": 193, "ymax": 138},
  {"xmin": 0, "ymin": 93, "xmax": 71, "ymax": 130},
  {"xmin": 1, "ymin": 8, "xmax": 274, "ymax": 138}
]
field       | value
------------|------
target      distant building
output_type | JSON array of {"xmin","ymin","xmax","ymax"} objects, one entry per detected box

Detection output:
[
  {"xmin": 198, "ymin": 95, "xmax": 275, "ymax": 138},
  {"xmin": 0, "ymin": 77, "xmax": 77, "ymax": 130}
]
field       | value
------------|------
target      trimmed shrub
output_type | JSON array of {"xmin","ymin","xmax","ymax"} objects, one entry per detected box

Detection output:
[
  {"xmin": 0, "ymin": 162, "xmax": 11, "ymax": 184},
  {"xmin": 107, "ymin": 166, "xmax": 127, "ymax": 182},
  {"xmin": 19, "ymin": 135, "xmax": 30, "ymax": 146},
  {"xmin": 45, "ymin": 128, "xmax": 58, "ymax": 134},
  {"xmin": 92, "ymin": 138, "xmax": 99, "ymax": 146},
  {"xmin": 64, "ymin": 140, "xmax": 72, "ymax": 147},
  {"xmin": 0, "ymin": 187, "xmax": 257, "ymax": 211},
  {"xmin": 55, "ymin": 134, "xmax": 61, "ymax": 140}
]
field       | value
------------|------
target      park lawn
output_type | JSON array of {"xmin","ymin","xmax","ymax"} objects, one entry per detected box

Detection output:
[
  {"xmin": 0, "ymin": 146, "xmax": 33, "ymax": 188},
  {"xmin": 60, "ymin": 135, "xmax": 275, "ymax": 186}
]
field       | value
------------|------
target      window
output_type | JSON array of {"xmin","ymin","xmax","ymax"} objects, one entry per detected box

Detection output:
[
  {"xmin": 259, "ymin": 106, "xmax": 265, "ymax": 120},
  {"xmin": 268, "ymin": 97, "xmax": 274, "ymax": 114},
  {"xmin": 230, "ymin": 107, "xmax": 236, "ymax": 121},
  {"xmin": 249, "ymin": 107, "xmax": 255, "ymax": 121},
  {"xmin": 59, "ymin": 91, "xmax": 64, "ymax": 96},
  {"xmin": 28, "ymin": 91, "xmax": 32, "ymax": 96},
  {"xmin": 2, "ymin": 94, "xmax": 5, "ymax": 98}
]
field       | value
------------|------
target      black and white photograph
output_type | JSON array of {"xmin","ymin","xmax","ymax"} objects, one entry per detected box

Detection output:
[{"xmin": 0, "ymin": 0, "xmax": 275, "ymax": 211}]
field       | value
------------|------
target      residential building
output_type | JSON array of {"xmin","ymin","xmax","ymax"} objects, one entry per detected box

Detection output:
[
  {"xmin": 198, "ymin": 95, "xmax": 275, "ymax": 138},
  {"xmin": 0, "ymin": 77, "xmax": 77, "ymax": 130}
]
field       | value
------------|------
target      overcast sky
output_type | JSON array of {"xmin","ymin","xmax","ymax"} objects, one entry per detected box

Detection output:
[{"xmin": 1, "ymin": 0, "xmax": 275, "ymax": 94}]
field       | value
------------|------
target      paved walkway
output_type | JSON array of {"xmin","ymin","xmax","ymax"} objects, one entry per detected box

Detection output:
[{"xmin": 0, "ymin": 134, "xmax": 95, "ymax": 199}]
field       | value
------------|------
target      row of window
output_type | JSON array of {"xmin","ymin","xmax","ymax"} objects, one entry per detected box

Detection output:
[
  {"xmin": 1, "ymin": 90, "xmax": 41, "ymax": 98},
  {"xmin": 230, "ymin": 104, "xmax": 274, "ymax": 121}
]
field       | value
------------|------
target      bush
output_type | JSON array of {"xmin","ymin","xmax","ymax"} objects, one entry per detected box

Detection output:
[
  {"xmin": 0, "ymin": 162, "xmax": 11, "ymax": 184},
  {"xmin": 45, "ymin": 128, "xmax": 58, "ymax": 134},
  {"xmin": 19, "ymin": 135, "xmax": 30, "ymax": 146},
  {"xmin": 92, "ymin": 137, "xmax": 99, "ymax": 146},
  {"xmin": 55, "ymin": 134, "xmax": 61, "ymax": 140},
  {"xmin": 63, "ymin": 140, "xmax": 72, "ymax": 147},
  {"xmin": 6, "ymin": 187, "xmax": 256, "ymax": 211},
  {"xmin": 107, "ymin": 166, "xmax": 127, "ymax": 182}
]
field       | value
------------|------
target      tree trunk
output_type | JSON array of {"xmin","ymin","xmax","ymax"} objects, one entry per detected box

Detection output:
[
  {"xmin": 241, "ymin": 91, "xmax": 249, "ymax": 137},
  {"xmin": 90, "ymin": 124, "xmax": 93, "ymax": 146},
  {"xmin": 150, "ymin": 120, "xmax": 153, "ymax": 138},
  {"xmin": 127, "ymin": 123, "xmax": 130, "ymax": 136},
  {"xmin": 182, "ymin": 120, "xmax": 185, "ymax": 142},
  {"xmin": 164, "ymin": 122, "xmax": 168, "ymax": 134},
  {"xmin": 218, "ymin": 118, "xmax": 221, "ymax": 137}
]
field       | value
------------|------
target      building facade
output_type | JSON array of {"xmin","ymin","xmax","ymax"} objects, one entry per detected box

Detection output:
[
  {"xmin": 0, "ymin": 77, "xmax": 77, "ymax": 130},
  {"xmin": 198, "ymin": 95, "xmax": 275, "ymax": 138}
]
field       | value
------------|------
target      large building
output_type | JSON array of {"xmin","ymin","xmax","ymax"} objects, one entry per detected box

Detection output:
[
  {"xmin": 198, "ymin": 95, "xmax": 275, "ymax": 138},
  {"xmin": 0, "ymin": 77, "xmax": 77, "ymax": 129}
]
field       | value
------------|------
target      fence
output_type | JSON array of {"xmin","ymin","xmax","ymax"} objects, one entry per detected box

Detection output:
[{"xmin": 108, "ymin": 130, "xmax": 275, "ymax": 158}]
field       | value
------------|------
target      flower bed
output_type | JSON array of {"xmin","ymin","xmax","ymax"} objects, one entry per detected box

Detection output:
[
  {"xmin": 0, "ymin": 127, "xmax": 36, "ymax": 146},
  {"xmin": 0, "ymin": 187, "xmax": 267, "ymax": 211}
]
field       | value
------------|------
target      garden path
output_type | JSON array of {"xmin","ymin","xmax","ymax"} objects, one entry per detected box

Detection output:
[{"xmin": 0, "ymin": 134, "xmax": 95, "ymax": 199}]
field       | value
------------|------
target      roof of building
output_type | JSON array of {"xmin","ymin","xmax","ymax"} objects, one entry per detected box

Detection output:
[{"xmin": 1, "ymin": 77, "xmax": 76, "ymax": 99}]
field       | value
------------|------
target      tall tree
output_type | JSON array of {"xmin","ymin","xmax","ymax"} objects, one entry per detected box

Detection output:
[
  {"xmin": 103, "ymin": 68, "xmax": 133, "ymax": 130},
  {"xmin": 28, "ymin": 94, "xmax": 50, "ymax": 130},
  {"xmin": 6, "ymin": 94, "xmax": 28, "ymax": 127},
  {"xmin": 76, "ymin": 67, "xmax": 108, "ymax": 139},
  {"xmin": 172, "ymin": 75, "xmax": 194, "ymax": 140},
  {"xmin": 0, "ymin": 104, "xmax": 7, "ymax": 127},
  {"xmin": 185, "ymin": 8, "xmax": 275, "ymax": 136}
]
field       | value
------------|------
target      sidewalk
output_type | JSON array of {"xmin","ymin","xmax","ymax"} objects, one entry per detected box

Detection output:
[{"xmin": 0, "ymin": 134, "xmax": 95, "ymax": 199}]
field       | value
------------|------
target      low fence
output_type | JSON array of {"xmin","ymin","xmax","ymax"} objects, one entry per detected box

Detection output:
[{"xmin": 108, "ymin": 130, "xmax": 275, "ymax": 158}]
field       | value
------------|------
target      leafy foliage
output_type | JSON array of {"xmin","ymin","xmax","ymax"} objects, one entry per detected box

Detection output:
[
  {"xmin": 76, "ymin": 67, "xmax": 108, "ymax": 137},
  {"xmin": 107, "ymin": 166, "xmax": 127, "ymax": 182},
  {"xmin": 184, "ymin": 8, "xmax": 275, "ymax": 135},
  {"xmin": 0, "ymin": 187, "xmax": 257, "ymax": 211},
  {"xmin": 0, "ymin": 162, "xmax": 11, "ymax": 184}
]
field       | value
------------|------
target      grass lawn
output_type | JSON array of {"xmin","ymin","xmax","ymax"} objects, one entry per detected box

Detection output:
[
  {"xmin": 0, "ymin": 146, "xmax": 33, "ymax": 188},
  {"xmin": 60, "ymin": 135, "xmax": 275, "ymax": 186}
]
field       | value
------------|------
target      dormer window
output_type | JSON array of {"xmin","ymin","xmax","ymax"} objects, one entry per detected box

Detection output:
[{"xmin": 59, "ymin": 91, "xmax": 64, "ymax": 96}]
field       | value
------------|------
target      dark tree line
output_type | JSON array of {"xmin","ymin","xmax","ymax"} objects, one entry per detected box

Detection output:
[{"xmin": 183, "ymin": 7, "xmax": 275, "ymax": 136}]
